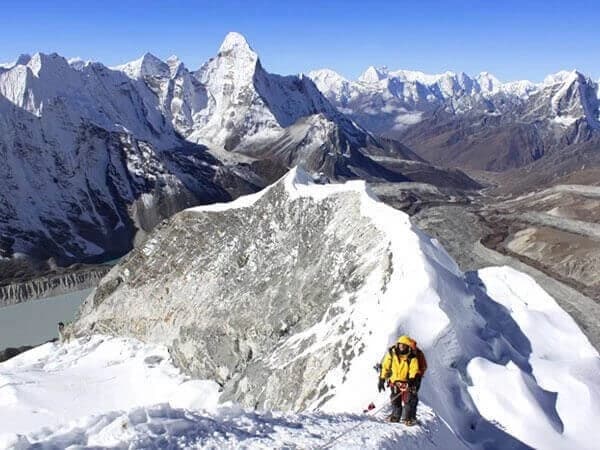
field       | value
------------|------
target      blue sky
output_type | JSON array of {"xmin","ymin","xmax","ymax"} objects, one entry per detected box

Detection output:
[{"xmin": 1, "ymin": 0, "xmax": 599, "ymax": 82}]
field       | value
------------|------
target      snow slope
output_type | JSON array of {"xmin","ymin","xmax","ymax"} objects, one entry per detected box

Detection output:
[
  {"xmin": 468, "ymin": 267, "xmax": 600, "ymax": 449},
  {"xmin": 43, "ymin": 167, "xmax": 599, "ymax": 449},
  {"xmin": 1, "ymin": 264, "xmax": 597, "ymax": 448},
  {"xmin": 0, "ymin": 335, "xmax": 458, "ymax": 449}
]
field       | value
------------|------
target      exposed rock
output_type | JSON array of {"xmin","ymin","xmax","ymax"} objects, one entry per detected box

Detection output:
[
  {"xmin": 74, "ymin": 170, "xmax": 395, "ymax": 410},
  {"xmin": 0, "ymin": 345, "xmax": 35, "ymax": 363}
]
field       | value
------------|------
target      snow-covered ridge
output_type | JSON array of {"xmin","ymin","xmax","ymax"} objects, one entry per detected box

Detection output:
[
  {"xmin": 65, "ymin": 167, "xmax": 600, "ymax": 449},
  {"xmin": 0, "ymin": 336, "xmax": 453, "ymax": 449}
]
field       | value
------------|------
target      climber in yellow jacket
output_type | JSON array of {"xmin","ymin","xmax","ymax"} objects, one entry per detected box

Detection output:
[{"xmin": 377, "ymin": 335, "xmax": 420, "ymax": 425}]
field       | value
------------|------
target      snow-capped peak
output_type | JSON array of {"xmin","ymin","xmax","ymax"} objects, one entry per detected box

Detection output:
[
  {"xmin": 307, "ymin": 68, "xmax": 351, "ymax": 97},
  {"xmin": 218, "ymin": 31, "xmax": 256, "ymax": 57},
  {"xmin": 543, "ymin": 69, "xmax": 581, "ymax": 86},
  {"xmin": 358, "ymin": 65, "xmax": 388, "ymax": 83},
  {"xmin": 476, "ymin": 71, "xmax": 502, "ymax": 93},
  {"xmin": 114, "ymin": 52, "xmax": 170, "ymax": 80},
  {"xmin": 308, "ymin": 68, "xmax": 348, "ymax": 83},
  {"xmin": 166, "ymin": 55, "xmax": 185, "ymax": 77}
]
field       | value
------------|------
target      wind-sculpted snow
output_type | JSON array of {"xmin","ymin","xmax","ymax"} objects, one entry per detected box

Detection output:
[{"xmin": 72, "ymin": 168, "xmax": 600, "ymax": 449}]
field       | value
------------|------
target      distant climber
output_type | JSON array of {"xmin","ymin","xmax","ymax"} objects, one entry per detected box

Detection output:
[
  {"xmin": 377, "ymin": 335, "xmax": 425, "ymax": 425},
  {"xmin": 58, "ymin": 322, "xmax": 65, "ymax": 343}
]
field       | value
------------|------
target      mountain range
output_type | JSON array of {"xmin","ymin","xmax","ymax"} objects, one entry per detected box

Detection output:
[
  {"xmin": 310, "ymin": 66, "xmax": 600, "ymax": 173},
  {"xmin": 1, "ymin": 31, "xmax": 598, "ymax": 272},
  {"xmin": 1, "ymin": 32, "xmax": 464, "ymax": 269}
]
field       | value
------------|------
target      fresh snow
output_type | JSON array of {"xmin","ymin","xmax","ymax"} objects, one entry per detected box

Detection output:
[
  {"xmin": 468, "ymin": 267, "xmax": 600, "ymax": 449},
  {"xmin": 0, "ymin": 335, "xmax": 457, "ymax": 449}
]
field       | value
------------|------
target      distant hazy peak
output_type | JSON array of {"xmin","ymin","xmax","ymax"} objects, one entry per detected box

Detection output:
[
  {"xmin": 358, "ymin": 65, "xmax": 388, "ymax": 83},
  {"xmin": 114, "ymin": 52, "xmax": 170, "ymax": 80}
]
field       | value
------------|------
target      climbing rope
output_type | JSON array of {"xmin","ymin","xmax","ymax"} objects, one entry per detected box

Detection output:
[{"xmin": 316, "ymin": 389, "xmax": 404, "ymax": 449}]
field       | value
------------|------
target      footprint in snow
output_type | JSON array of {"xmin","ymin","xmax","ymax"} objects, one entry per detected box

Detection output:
[{"xmin": 144, "ymin": 355, "xmax": 164, "ymax": 367}]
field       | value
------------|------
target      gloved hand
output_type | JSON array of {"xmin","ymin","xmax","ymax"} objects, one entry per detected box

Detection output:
[
  {"xmin": 407, "ymin": 379, "xmax": 418, "ymax": 393},
  {"xmin": 378, "ymin": 378, "xmax": 386, "ymax": 392}
]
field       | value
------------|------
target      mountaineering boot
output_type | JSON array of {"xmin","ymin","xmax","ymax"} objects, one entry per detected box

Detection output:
[
  {"xmin": 403, "ymin": 418, "xmax": 417, "ymax": 426},
  {"xmin": 387, "ymin": 414, "xmax": 401, "ymax": 423}
]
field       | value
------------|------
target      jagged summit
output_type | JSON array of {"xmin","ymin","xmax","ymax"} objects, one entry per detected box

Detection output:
[
  {"xmin": 358, "ymin": 65, "xmax": 388, "ymax": 83},
  {"xmin": 115, "ymin": 52, "xmax": 170, "ymax": 80},
  {"xmin": 218, "ymin": 31, "xmax": 255, "ymax": 56},
  {"xmin": 309, "ymin": 63, "xmax": 600, "ymax": 171}
]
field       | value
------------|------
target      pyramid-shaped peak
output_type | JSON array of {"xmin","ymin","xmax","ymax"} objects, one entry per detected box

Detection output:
[
  {"xmin": 358, "ymin": 66, "xmax": 388, "ymax": 83},
  {"xmin": 115, "ymin": 52, "xmax": 169, "ymax": 80},
  {"xmin": 219, "ymin": 32, "xmax": 255, "ymax": 55},
  {"xmin": 138, "ymin": 52, "xmax": 169, "ymax": 72}
]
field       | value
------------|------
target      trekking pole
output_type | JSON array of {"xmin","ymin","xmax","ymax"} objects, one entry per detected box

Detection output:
[{"xmin": 316, "ymin": 389, "xmax": 404, "ymax": 450}]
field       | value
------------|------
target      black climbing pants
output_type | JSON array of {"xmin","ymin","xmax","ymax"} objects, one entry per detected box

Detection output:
[{"xmin": 390, "ymin": 381, "xmax": 419, "ymax": 421}]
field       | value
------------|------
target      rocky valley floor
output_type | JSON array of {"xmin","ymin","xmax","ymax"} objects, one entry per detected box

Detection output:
[{"xmin": 401, "ymin": 182, "xmax": 600, "ymax": 351}]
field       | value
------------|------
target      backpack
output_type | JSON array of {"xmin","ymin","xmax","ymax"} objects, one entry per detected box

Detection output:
[{"xmin": 413, "ymin": 347, "xmax": 427, "ymax": 377}]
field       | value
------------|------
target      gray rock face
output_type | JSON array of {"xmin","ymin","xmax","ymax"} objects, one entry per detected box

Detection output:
[{"xmin": 74, "ymin": 174, "xmax": 391, "ymax": 410}]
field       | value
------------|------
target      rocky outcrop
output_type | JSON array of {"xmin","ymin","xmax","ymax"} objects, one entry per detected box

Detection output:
[
  {"xmin": 0, "ymin": 345, "xmax": 35, "ymax": 363},
  {"xmin": 74, "ymin": 169, "xmax": 396, "ymax": 410}
]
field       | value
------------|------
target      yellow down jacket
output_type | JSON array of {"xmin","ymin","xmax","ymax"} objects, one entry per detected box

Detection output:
[{"xmin": 379, "ymin": 347, "xmax": 420, "ymax": 383}]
